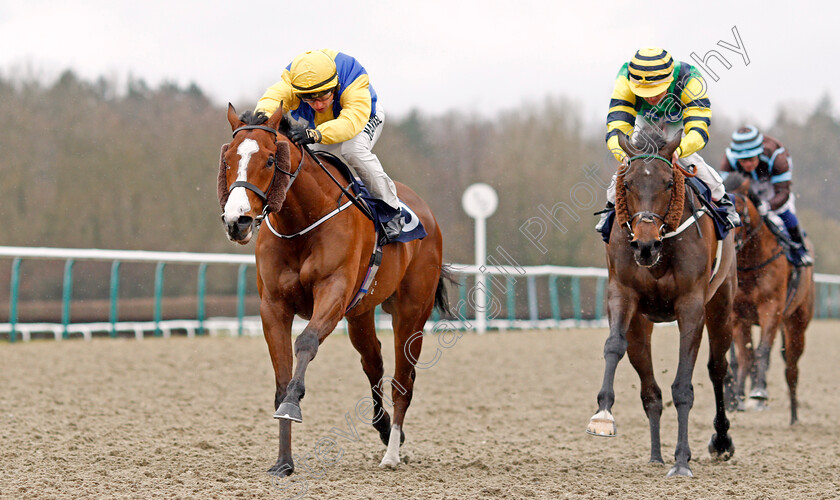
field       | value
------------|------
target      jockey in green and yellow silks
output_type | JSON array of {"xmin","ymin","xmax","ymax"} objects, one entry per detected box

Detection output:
[{"xmin": 597, "ymin": 47, "xmax": 740, "ymax": 232}]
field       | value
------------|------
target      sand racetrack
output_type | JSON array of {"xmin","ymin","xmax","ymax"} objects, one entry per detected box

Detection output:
[{"xmin": 2, "ymin": 322, "xmax": 839, "ymax": 499}]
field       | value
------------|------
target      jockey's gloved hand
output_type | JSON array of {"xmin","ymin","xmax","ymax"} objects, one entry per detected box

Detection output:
[
  {"xmin": 288, "ymin": 124, "xmax": 322, "ymax": 145},
  {"xmin": 757, "ymin": 200, "xmax": 770, "ymax": 216}
]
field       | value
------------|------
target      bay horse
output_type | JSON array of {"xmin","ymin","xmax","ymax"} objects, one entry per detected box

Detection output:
[
  {"xmin": 587, "ymin": 127, "xmax": 737, "ymax": 477},
  {"xmin": 723, "ymin": 172, "xmax": 814, "ymax": 423},
  {"xmin": 218, "ymin": 104, "xmax": 449, "ymax": 476}
]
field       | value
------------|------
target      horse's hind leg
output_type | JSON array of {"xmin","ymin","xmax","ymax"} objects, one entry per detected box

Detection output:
[
  {"xmin": 347, "ymin": 311, "xmax": 394, "ymax": 445},
  {"xmin": 782, "ymin": 307, "xmax": 808, "ymax": 424},
  {"xmin": 625, "ymin": 315, "xmax": 663, "ymax": 464},
  {"xmin": 378, "ymin": 287, "xmax": 437, "ymax": 468}
]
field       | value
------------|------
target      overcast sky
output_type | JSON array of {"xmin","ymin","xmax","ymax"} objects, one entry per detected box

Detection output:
[{"xmin": 1, "ymin": 1, "xmax": 835, "ymax": 130}]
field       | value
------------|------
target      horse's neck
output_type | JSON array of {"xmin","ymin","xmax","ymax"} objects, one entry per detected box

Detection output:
[
  {"xmin": 272, "ymin": 152, "xmax": 344, "ymax": 232},
  {"xmin": 741, "ymin": 219, "xmax": 779, "ymax": 260}
]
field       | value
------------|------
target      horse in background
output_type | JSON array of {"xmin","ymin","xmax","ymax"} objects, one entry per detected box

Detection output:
[
  {"xmin": 724, "ymin": 172, "xmax": 814, "ymax": 423},
  {"xmin": 219, "ymin": 104, "xmax": 450, "ymax": 475},
  {"xmin": 587, "ymin": 126, "xmax": 737, "ymax": 477}
]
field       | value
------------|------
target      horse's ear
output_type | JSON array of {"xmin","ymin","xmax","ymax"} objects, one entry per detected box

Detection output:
[
  {"xmin": 661, "ymin": 128, "xmax": 683, "ymax": 159},
  {"xmin": 227, "ymin": 103, "xmax": 243, "ymax": 131},
  {"xmin": 266, "ymin": 101, "xmax": 284, "ymax": 131},
  {"xmin": 616, "ymin": 131, "xmax": 638, "ymax": 158}
]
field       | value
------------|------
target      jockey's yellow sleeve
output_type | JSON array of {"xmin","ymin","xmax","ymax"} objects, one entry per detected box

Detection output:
[
  {"xmin": 605, "ymin": 61, "xmax": 711, "ymax": 162},
  {"xmin": 256, "ymin": 49, "xmax": 377, "ymax": 145}
]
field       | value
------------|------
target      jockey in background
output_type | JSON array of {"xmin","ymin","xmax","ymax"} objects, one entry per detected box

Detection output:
[
  {"xmin": 597, "ymin": 47, "xmax": 740, "ymax": 231},
  {"xmin": 720, "ymin": 126, "xmax": 813, "ymax": 267},
  {"xmin": 255, "ymin": 49, "xmax": 404, "ymax": 243}
]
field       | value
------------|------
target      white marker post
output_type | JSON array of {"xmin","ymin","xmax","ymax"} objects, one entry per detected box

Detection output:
[{"xmin": 461, "ymin": 183, "xmax": 498, "ymax": 334}]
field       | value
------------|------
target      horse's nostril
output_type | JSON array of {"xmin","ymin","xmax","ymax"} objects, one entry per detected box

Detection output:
[
  {"xmin": 630, "ymin": 240, "xmax": 639, "ymax": 250},
  {"xmin": 236, "ymin": 216, "xmax": 253, "ymax": 230},
  {"xmin": 652, "ymin": 240, "xmax": 663, "ymax": 251}
]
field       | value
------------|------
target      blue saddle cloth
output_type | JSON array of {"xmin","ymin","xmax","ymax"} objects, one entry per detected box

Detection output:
[
  {"xmin": 597, "ymin": 177, "xmax": 731, "ymax": 243},
  {"xmin": 314, "ymin": 151, "xmax": 426, "ymax": 243}
]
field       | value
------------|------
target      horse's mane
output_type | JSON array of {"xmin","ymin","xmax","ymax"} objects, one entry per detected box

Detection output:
[
  {"xmin": 631, "ymin": 121, "xmax": 669, "ymax": 152},
  {"xmin": 237, "ymin": 109, "xmax": 301, "ymax": 136}
]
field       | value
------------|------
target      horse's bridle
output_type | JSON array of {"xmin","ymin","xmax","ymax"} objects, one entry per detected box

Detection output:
[
  {"xmin": 729, "ymin": 192, "xmax": 760, "ymax": 251},
  {"xmin": 228, "ymin": 124, "xmax": 304, "ymax": 223},
  {"xmin": 624, "ymin": 154, "xmax": 674, "ymax": 238}
]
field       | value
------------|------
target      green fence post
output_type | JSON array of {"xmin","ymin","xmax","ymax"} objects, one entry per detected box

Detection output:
[
  {"xmin": 109, "ymin": 260, "xmax": 121, "ymax": 338},
  {"xmin": 61, "ymin": 259, "xmax": 75, "ymax": 339},
  {"xmin": 595, "ymin": 277, "xmax": 606, "ymax": 321},
  {"xmin": 237, "ymin": 264, "xmax": 248, "ymax": 337},
  {"xmin": 154, "ymin": 262, "xmax": 166, "ymax": 337},
  {"xmin": 571, "ymin": 276, "xmax": 581, "ymax": 322},
  {"xmin": 833, "ymin": 284, "xmax": 840, "ymax": 319},
  {"xmin": 548, "ymin": 275, "xmax": 560, "ymax": 321},
  {"xmin": 506, "ymin": 275, "xmax": 516, "ymax": 328},
  {"xmin": 9, "ymin": 258, "xmax": 21, "ymax": 343},
  {"xmin": 197, "ymin": 263, "xmax": 208, "ymax": 336}
]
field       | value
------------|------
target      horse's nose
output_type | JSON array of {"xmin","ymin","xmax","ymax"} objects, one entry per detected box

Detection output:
[{"xmin": 233, "ymin": 215, "xmax": 253, "ymax": 235}]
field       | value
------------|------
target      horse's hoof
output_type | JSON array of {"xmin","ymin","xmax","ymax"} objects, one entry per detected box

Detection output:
[
  {"xmin": 708, "ymin": 434, "xmax": 735, "ymax": 461},
  {"xmin": 749, "ymin": 388, "xmax": 768, "ymax": 400},
  {"xmin": 379, "ymin": 453, "xmax": 400, "ymax": 469},
  {"xmin": 274, "ymin": 402, "xmax": 303, "ymax": 422},
  {"xmin": 586, "ymin": 410, "xmax": 617, "ymax": 437},
  {"xmin": 267, "ymin": 461, "xmax": 294, "ymax": 477},
  {"xmin": 649, "ymin": 457, "xmax": 665, "ymax": 465},
  {"xmin": 736, "ymin": 399, "xmax": 748, "ymax": 412},
  {"xmin": 666, "ymin": 464, "xmax": 693, "ymax": 478}
]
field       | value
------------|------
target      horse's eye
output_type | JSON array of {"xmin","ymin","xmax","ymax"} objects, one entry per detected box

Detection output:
[
  {"xmin": 266, "ymin": 156, "xmax": 274, "ymax": 168},
  {"xmin": 666, "ymin": 180, "xmax": 674, "ymax": 189},
  {"xmin": 623, "ymin": 181, "xmax": 630, "ymax": 189}
]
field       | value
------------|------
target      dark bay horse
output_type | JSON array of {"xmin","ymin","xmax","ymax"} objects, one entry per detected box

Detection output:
[
  {"xmin": 587, "ymin": 128, "xmax": 737, "ymax": 477},
  {"xmin": 219, "ymin": 104, "xmax": 449, "ymax": 475},
  {"xmin": 723, "ymin": 172, "xmax": 814, "ymax": 423}
]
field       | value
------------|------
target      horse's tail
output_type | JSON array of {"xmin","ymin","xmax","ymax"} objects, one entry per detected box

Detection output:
[{"xmin": 434, "ymin": 265, "xmax": 456, "ymax": 317}]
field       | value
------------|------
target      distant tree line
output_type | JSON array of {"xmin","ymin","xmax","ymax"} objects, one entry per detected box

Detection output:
[{"xmin": 0, "ymin": 70, "xmax": 838, "ymax": 306}]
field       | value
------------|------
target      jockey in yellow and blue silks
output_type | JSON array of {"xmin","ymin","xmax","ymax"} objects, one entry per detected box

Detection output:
[
  {"xmin": 720, "ymin": 126, "xmax": 813, "ymax": 266},
  {"xmin": 255, "ymin": 49, "xmax": 403, "ymax": 242},
  {"xmin": 597, "ymin": 47, "xmax": 740, "ymax": 231}
]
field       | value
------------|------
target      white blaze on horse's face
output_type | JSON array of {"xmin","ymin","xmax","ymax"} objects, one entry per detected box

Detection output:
[{"xmin": 223, "ymin": 139, "xmax": 260, "ymax": 225}]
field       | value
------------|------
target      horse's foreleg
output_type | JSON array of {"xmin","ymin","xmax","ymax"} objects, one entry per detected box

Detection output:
[
  {"xmin": 346, "ymin": 312, "xmax": 392, "ymax": 445},
  {"xmin": 667, "ymin": 296, "xmax": 706, "ymax": 478},
  {"xmin": 751, "ymin": 300, "xmax": 783, "ymax": 402},
  {"xmin": 731, "ymin": 317, "xmax": 753, "ymax": 410},
  {"xmin": 624, "ymin": 315, "xmax": 662, "ymax": 463},
  {"xmin": 275, "ymin": 286, "xmax": 346, "ymax": 423},
  {"xmin": 261, "ymin": 300, "xmax": 296, "ymax": 476},
  {"xmin": 587, "ymin": 287, "xmax": 637, "ymax": 437},
  {"xmin": 705, "ymin": 280, "xmax": 736, "ymax": 463}
]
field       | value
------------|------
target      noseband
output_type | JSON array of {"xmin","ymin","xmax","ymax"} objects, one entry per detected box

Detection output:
[{"xmin": 228, "ymin": 125, "xmax": 304, "ymax": 221}]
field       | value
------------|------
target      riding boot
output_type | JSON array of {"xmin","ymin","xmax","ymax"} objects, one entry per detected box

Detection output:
[
  {"xmin": 787, "ymin": 224, "xmax": 814, "ymax": 267},
  {"xmin": 381, "ymin": 211, "xmax": 404, "ymax": 245},
  {"xmin": 716, "ymin": 194, "xmax": 741, "ymax": 229},
  {"xmin": 595, "ymin": 201, "xmax": 615, "ymax": 232}
]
